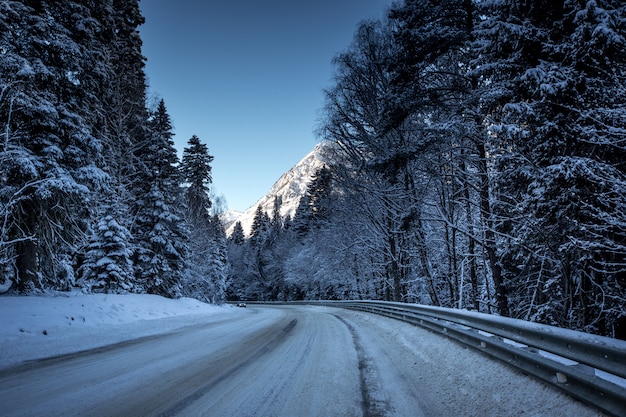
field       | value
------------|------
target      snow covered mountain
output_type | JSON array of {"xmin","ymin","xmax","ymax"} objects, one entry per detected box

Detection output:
[{"xmin": 223, "ymin": 142, "xmax": 334, "ymax": 236}]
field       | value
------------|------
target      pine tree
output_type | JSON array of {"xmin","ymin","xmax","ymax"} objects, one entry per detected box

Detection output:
[
  {"xmin": 132, "ymin": 99, "xmax": 187, "ymax": 297},
  {"xmin": 229, "ymin": 221, "xmax": 246, "ymax": 245},
  {"xmin": 180, "ymin": 134, "xmax": 213, "ymax": 222},
  {"xmin": 270, "ymin": 195, "xmax": 283, "ymax": 239},
  {"xmin": 80, "ymin": 215, "xmax": 134, "ymax": 293},
  {"xmin": 108, "ymin": 0, "xmax": 147, "ymax": 148},
  {"xmin": 205, "ymin": 215, "xmax": 229, "ymax": 303},
  {"xmin": 179, "ymin": 134, "xmax": 228, "ymax": 303},
  {"xmin": 0, "ymin": 1, "xmax": 106, "ymax": 292},
  {"xmin": 249, "ymin": 205, "xmax": 270, "ymax": 245},
  {"xmin": 292, "ymin": 166, "xmax": 334, "ymax": 237},
  {"xmin": 474, "ymin": 0, "xmax": 626, "ymax": 334}
]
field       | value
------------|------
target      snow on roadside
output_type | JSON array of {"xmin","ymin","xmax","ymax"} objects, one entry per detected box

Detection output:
[
  {"xmin": 341, "ymin": 309, "xmax": 608, "ymax": 417},
  {"xmin": 0, "ymin": 293, "xmax": 235, "ymax": 370}
]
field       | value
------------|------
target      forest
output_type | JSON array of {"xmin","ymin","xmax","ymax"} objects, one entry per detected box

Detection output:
[
  {"xmin": 1, "ymin": 0, "xmax": 625, "ymax": 338},
  {"xmin": 0, "ymin": 0, "xmax": 228, "ymax": 302}
]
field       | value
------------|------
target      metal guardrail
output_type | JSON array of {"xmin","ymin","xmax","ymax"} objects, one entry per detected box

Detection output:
[{"xmin": 248, "ymin": 300, "xmax": 626, "ymax": 417}]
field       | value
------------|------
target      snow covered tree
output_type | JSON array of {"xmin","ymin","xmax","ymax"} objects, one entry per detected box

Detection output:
[
  {"xmin": 382, "ymin": 0, "xmax": 523, "ymax": 314},
  {"xmin": 227, "ymin": 196, "xmax": 294, "ymax": 302},
  {"xmin": 179, "ymin": 134, "xmax": 227, "ymax": 303},
  {"xmin": 249, "ymin": 205, "xmax": 271, "ymax": 246},
  {"xmin": 132, "ymin": 99, "xmax": 187, "ymax": 298},
  {"xmin": 474, "ymin": 0, "xmax": 626, "ymax": 335},
  {"xmin": 385, "ymin": 0, "xmax": 475, "ymax": 128},
  {"xmin": 291, "ymin": 166, "xmax": 333, "ymax": 237},
  {"xmin": 269, "ymin": 195, "xmax": 283, "ymax": 240},
  {"xmin": 0, "ymin": 0, "xmax": 107, "ymax": 292},
  {"xmin": 106, "ymin": 0, "xmax": 148, "ymax": 153},
  {"xmin": 180, "ymin": 134, "xmax": 213, "ymax": 222},
  {"xmin": 229, "ymin": 221, "xmax": 245, "ymax": 246},
  {"xmin": 79, "ymin": 215, "xmax": 134, "ymax": 293},
  {"xmin": 319, "ymin": 18, "xmax": 430, "ymax": 302},
  {"xmin": 182, "ymin": 214, "xmax": 228, "ymax": 304}
]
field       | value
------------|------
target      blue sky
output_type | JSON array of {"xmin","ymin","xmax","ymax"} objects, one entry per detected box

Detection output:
[{"xmin": 139, "ymin": 0, "xmax": 392, "ymax": 212}]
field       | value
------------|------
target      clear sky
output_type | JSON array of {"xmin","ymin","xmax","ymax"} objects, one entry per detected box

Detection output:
[{"xmin": 139, "ymin": 0, "xmax": 392, "ymax": 212}]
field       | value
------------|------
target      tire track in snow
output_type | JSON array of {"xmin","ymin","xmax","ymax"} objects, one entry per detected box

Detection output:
[
  {"xmin": 158, "ymin": 318, "xmax": 298, "ymax": 416},
  {"xmin": 334, "ymin": 314, "xmax": 390, "ymax": 417},
  {"xmin": 242, "ymin": 317, "xmax": 316, "ymax": 416}
]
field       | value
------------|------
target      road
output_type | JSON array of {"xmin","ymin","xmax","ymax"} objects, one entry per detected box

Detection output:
[{"xmin": 0, "ymin": 305, "xmax": 604, "ymax": 416}]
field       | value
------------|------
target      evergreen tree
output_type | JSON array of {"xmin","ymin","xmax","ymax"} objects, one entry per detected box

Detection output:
[
  {"xmin": 269, "ymin": 195, "xmax": 283, "ymax": 240},
  {"xmin": 229, "ymin": 221, "xmax": 246, "ymax": 245},
  {"xmin": 179, "ymin": 134, "xmax": 227, "ymax": 303},
  {"xmin": 107, "ymin": 0, "xmax": 147, "ymax": 149},
  {"xmin": 80, "ymin": 215, "xmax": 134, "ymax": 293},
  {"xmin": 249, "ymin": 205, "xmax": 270, "ymax": 246},
  {"xmin": 474, "ymin": 0, "xmax": 626, "ymax": 334},
  {"xmin": 132, "ymin": 99, "xmax": 187, "ymax": 297},
  {"xmin": 385, "ymin": 0, "xmax": 474, "ymax": 129},
  {"xmin": 180, "ymin": 134, "xmax": 213, "ymax": 222},
  {"xmin": 0, "ymin": 0, "xmax": 106, "ymax": 292},
  {"xmin": 205, "ymin": 215, "xmax": 229, "ymax": 303},
  {"xmin": 292, "ymin": 195, "xmax": 312, "ymax": 238},
  {"xmin": 292, "ymin": 166, "xmax": 334, "ymax": 237}
]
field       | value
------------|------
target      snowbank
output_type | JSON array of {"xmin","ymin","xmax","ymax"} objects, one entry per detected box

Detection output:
[{"xmin": 0, "ymin": 293, "xmax": 231, "ymax": 369}]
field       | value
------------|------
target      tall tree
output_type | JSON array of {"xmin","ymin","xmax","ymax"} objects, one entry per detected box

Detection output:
[
  {"xmin": 249, "ymin": 205, "xmax": 270, "ymax": 246},
  {"xmin": 291, "ymin": 166, "xmax": 333, "ymax": 237},
  {"xmin": 319, "ymin": 19, "xmax": 422, "ymax": 302},
  {"xmin": 179, "ymin": 134, "xmax": 227, "ymax": 302},
  {"xmin": 386, "ymin": 0, "xmax": 516, "ymax": 315},
  {"xmin": 180, "ymin": 134, "xmax": 213, "ymax": 222},
  {"xmin": 132, "ymin": 99, "xmax": 187, "ymax": 297},
  {"xmin": 0, "ymin": 1, "xmax": 106, "ymax": 292},
  {"xmin": 229, "ymin": 221, "xmax": 245, "ymax": 246},
  {"xmin": 474, "ymin": 0, "xmax": 626, "ymax": 334}
]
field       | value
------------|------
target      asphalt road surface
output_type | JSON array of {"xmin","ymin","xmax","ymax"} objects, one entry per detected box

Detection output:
[{"xmin": 0, "ymin": 305, "xmax": 604, "ymax": 416}]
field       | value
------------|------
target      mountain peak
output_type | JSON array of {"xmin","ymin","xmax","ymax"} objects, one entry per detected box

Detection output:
[{"xmin": 223, "ymin": 142, "xmax": 333, "ymax": 236}]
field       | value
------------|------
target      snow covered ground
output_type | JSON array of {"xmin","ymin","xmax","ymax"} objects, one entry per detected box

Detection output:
[
  {"xmin": 0, "ymin": 292, "xmax": 236, "ymax": 370},
  {"xmin": 0, "ymin": 294, "xmax": 608, "ymax": 416}
]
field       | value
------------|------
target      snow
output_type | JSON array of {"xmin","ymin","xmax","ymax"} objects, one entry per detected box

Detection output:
[
  {"xmin": 0, "ymin": 296, "xmax": 612, "ymax": 416},
  {"xmin": 0, "ymin": 292, "xmax": 232, "ymax": 370},
  {"xmin": 538, "ymin": 349, "xmax": 579, "ymax": 366},
  {"xmin": 338, "ymin": 308, "xmax": 607, "ymax": 417},
  {"xmin": 223, "ymin": 141, "xmax": 333, "ymax": 236}
]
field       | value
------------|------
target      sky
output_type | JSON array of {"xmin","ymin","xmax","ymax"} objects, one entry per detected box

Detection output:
[{"xmin": 139, "ymin": 0, "xmax": 393, "ymax": 212}]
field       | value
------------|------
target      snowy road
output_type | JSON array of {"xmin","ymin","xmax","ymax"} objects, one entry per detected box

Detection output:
[{"xmin": 0, "ymin": 305, "xmax": 604, "ymax": 417}]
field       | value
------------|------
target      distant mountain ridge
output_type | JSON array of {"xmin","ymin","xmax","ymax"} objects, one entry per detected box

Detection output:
[{"xmin": 223, "ymin": 142, "xmax": 334, "ymax": 236}]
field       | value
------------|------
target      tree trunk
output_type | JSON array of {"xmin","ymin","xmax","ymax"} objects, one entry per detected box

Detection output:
[
  {"xmin": 477, "ymin": 142, "xmax": 509, "ymax": 317},
  {"xmin": 462, "ymin": 161, "xmax": 480, "ymax": 311},
  {"xmin": 15, "ymin": 205, "xmax": 38, "ymax": 292},
  {"xmin": 416, "ymin": 218, "xmax": 441, "ymax": 306},
  {"xmin": 389, "ymin": 233, "xmax": 402, "ymax": 302}
]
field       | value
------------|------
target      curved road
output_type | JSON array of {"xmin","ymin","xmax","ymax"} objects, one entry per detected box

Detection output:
[{"xmin": 0, "ymin": 305, "xmax": 603, "ymax": 416}]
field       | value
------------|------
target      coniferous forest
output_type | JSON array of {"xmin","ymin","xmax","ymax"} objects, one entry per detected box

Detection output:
[
  {"xmin": 0, "ymin": 0, "xmax": 227, "ymax": 302},
  {"xmin": 1, "ymin": 1, "xmax": 625, "ymax": 338}
]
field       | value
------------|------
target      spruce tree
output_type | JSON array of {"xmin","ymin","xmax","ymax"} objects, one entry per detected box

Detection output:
[
  {"xmin": 179, "ymin": 134, "xmax": 228, "ymax": 302},
  {"xmin": 292, "ymin": 166, "xmax": 334, "ymax": 237},
  {"xmin": 180, "ymin": 135, "xmax": 213, "ymax": 222},
  {"xmin": 249, "ymin": 205, "xmax": 270, "ymax": 246},
  {"xmin": 80, "ymin": 216, "xmax": 134, "ymax": 293},
  {"xmin": 474, "ymin": 0, "xmax": 626, "ymax": 334},
  {"xmin": 229, "ymin": 222, "xmax": 246, "ymax": 245},
  {"xmin": 132, "ymin": 99, "xmax": 187, "ymax": 297},
  {"xmin": 0, "ymin": 1, "xmax": 106, "ymax": 292}
]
